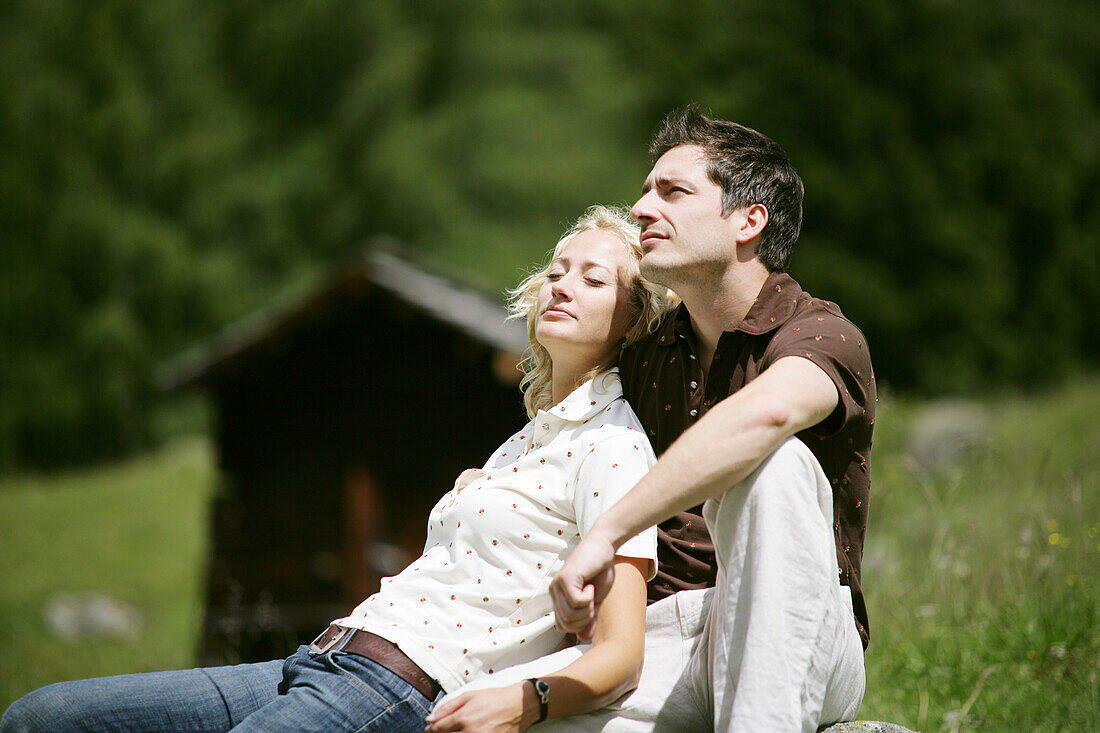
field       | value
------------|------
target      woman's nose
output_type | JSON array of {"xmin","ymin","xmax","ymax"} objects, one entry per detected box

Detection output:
[{"xmin": 550, "ymin": 279, "xmax": 570, "ymax": 298}]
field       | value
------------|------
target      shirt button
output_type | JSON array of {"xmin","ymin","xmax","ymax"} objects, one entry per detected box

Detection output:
[
  {"xmin": 689, "ymin": 409, "xmax": 698, "ymax": 417},
  {"xmin": 688, "ymin": 354, "xmax": 696, "ymax": 360},
  {"xmin": 689, "ymin": 381, "xmax": 698, "ymax": 390},
  {"xmin": 541, "ymin": 423, "xmax": 549, "ymax": 430}
]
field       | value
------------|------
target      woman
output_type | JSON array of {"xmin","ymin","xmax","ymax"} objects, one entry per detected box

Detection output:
[{"xmin": 1, "ymin": 205, "xmax": 673, "ymax": 733}]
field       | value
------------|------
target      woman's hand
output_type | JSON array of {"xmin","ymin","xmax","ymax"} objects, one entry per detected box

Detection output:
[{"xmin": 423, "ymin": 682, "xmax": 537, "ymax": 732}]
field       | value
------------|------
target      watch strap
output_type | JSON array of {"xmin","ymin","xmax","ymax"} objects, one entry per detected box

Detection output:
[{"xmin": 527, "ymin": 677, "xmax": 550, "ymax": 724}]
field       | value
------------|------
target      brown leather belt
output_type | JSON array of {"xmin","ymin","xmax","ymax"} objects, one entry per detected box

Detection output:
[{"xmin": 310, "ymin": 625, "xmax": 441, "ymax": 700}]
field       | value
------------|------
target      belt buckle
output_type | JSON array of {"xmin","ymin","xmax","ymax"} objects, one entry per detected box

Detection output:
[{"xmin": 309, "ymin": 626, "xmax": 348, "ymax": 655}]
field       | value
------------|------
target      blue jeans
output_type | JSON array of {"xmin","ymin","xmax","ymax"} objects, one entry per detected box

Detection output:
[{"xmin": 1, "ymin": 634, "xmax": 436, "ymax": 732}]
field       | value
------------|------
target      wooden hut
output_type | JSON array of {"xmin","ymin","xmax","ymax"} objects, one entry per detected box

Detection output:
[{"xmin": 159, "ymin": 245, "xmax": 527, "ymax": 664}]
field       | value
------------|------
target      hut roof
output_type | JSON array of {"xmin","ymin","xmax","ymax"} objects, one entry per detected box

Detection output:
[{"xmin": 157, "ymin": 242, "xmax": 528, "ymax": 392}]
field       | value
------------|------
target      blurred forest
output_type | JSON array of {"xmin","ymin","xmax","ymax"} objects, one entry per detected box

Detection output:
[{"xmin": 1, "ymin": 0, "xmax": 1097, "ymax": 470}]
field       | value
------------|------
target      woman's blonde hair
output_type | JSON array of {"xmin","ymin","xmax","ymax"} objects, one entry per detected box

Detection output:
[{"xmin": 508, "ymin": 204, "xmax": 677, "ymax": 418}]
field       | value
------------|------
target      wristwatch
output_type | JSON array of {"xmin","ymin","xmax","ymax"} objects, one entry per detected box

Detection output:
[{"xmin": 527, "ymin": 677, "xmax": 550, "ymax": 724}]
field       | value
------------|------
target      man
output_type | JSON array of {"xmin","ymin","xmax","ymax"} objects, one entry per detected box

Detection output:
[{"xmin": 547, "ymin": 106, "xmax": 875, "ymax": 731}]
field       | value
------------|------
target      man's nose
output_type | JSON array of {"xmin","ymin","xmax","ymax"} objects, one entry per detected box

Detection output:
[{"xmin": 630, "ymin": 191, "xmax": 657, "ymax": 223}]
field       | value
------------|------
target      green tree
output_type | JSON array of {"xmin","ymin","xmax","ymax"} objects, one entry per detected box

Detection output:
[{"xmin": 1, "ymin": 0, "xmax": 1096, "ymax": 469}]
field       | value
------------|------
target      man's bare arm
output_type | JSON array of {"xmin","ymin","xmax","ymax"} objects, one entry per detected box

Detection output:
[{"xmin": 551, "ymin": 356, "xmax": 838, "ymax": 638}]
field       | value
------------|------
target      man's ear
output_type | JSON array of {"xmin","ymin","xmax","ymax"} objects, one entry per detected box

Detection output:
[{"xmin": 735, "ymin": 203, "xmax": 769, "ymax": 244}]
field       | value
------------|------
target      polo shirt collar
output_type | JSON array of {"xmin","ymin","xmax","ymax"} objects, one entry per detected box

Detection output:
[
  {"xmin": 734, "ymin": 272, "xmax": 803, "ymax": 335},
  {"xmin": 536, "ymin": 368, "xmax": 623, "ymax": 424},
  {"xmin": 655, "ymin": 271, "xmax": 803, "ymax": 346}
]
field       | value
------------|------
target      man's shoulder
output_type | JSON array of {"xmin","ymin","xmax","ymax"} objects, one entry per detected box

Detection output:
[
  {"xmin": 757, "ymin": 282, "xmax": 875, "ymax": 404},
  {"xmin": 778, "ymin": 287, "xmax": 872, "ymax": 355},
  {"xmin": 786, "ymin": 286, "xmax": 860, "ymax": 329}
]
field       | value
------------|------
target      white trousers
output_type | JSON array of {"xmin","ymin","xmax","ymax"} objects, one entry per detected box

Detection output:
[{"xmin": 444, "ymin": 438, "xmax": 865, "ymax": 732}]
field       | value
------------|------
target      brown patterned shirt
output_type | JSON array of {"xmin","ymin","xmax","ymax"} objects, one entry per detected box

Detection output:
[{"xmin": 619, "ymin": 272, "xmax": 875, "ymax": 647}]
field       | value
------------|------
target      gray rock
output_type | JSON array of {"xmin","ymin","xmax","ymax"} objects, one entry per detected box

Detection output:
[
  {"xmin": 822, "ymin": 722, "xmax": 919, "ymax": 733},
  {"xmin": 44, "ymin": 591, "xmax": 142, "ymax": 639},
  {"xmin": 907, "ymin": 399, "xmax": 988, "ymax": 471}
]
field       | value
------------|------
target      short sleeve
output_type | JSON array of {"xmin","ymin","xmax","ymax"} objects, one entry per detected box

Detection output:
[
  {"xmin": 572, "ymin": 431, "xmax": 659, "ymax": 580},
  {"xmin": 765, "ymin": 306, "xmax": 875, "ymax": 438}
]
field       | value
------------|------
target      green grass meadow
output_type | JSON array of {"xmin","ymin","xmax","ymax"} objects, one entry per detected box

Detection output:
[
  {"xmin": 862, "ymin": 380, "xmax": 1100, "ymax": 731},
  {"xmin": 0, "ymin": 437, "xmax": 216, "ymax": 709},
  {"xmin": 1, "ymin": 384, "xmax": 1097, "ymax": 730}
]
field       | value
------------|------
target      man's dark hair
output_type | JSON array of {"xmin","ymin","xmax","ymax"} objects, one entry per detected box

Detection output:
[{"xmin": 649, "ymin": 104, "xmax": 804, "ymax": 272}]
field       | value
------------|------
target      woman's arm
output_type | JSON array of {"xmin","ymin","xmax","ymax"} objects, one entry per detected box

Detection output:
[{"xmin": 424, "ymin": 555, "xmax": 649, "ymax": 732}]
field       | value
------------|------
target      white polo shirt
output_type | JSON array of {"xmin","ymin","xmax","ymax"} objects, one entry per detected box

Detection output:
[{"xmin": 333, "ymin": 369, "xmax": 658, "ymax": 693}]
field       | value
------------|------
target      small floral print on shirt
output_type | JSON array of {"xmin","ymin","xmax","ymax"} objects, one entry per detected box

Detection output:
[{"xmin": 341, "ymin": 371, "xmax": 656, "ymax": 691}]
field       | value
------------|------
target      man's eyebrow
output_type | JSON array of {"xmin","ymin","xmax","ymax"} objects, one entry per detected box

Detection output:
[{"xmin": 642, "ymin": 175, "xmax": 683, "ymax": 194}]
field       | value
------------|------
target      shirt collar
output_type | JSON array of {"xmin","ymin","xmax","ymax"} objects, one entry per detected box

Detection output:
[
  {"xmin": 733, "ymin": 272, "xmax": 804, "ymax": 335},
  {"xmin": 536, "ymin": 368, "xmax": 624, "ymax": 424},
  {"xmin": 655, "ymin": 271, "xmax": 804, "ymax": 346}
]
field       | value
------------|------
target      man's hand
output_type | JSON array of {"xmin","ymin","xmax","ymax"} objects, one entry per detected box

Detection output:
[{"xmin": 549, "ymin": 530, "xmax": 617, "ymax": 641}]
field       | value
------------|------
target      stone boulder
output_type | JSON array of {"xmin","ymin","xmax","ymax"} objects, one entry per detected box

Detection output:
[{"xmin": 822, "ymin": 722, "xmax": 919, "ymax": 733}]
